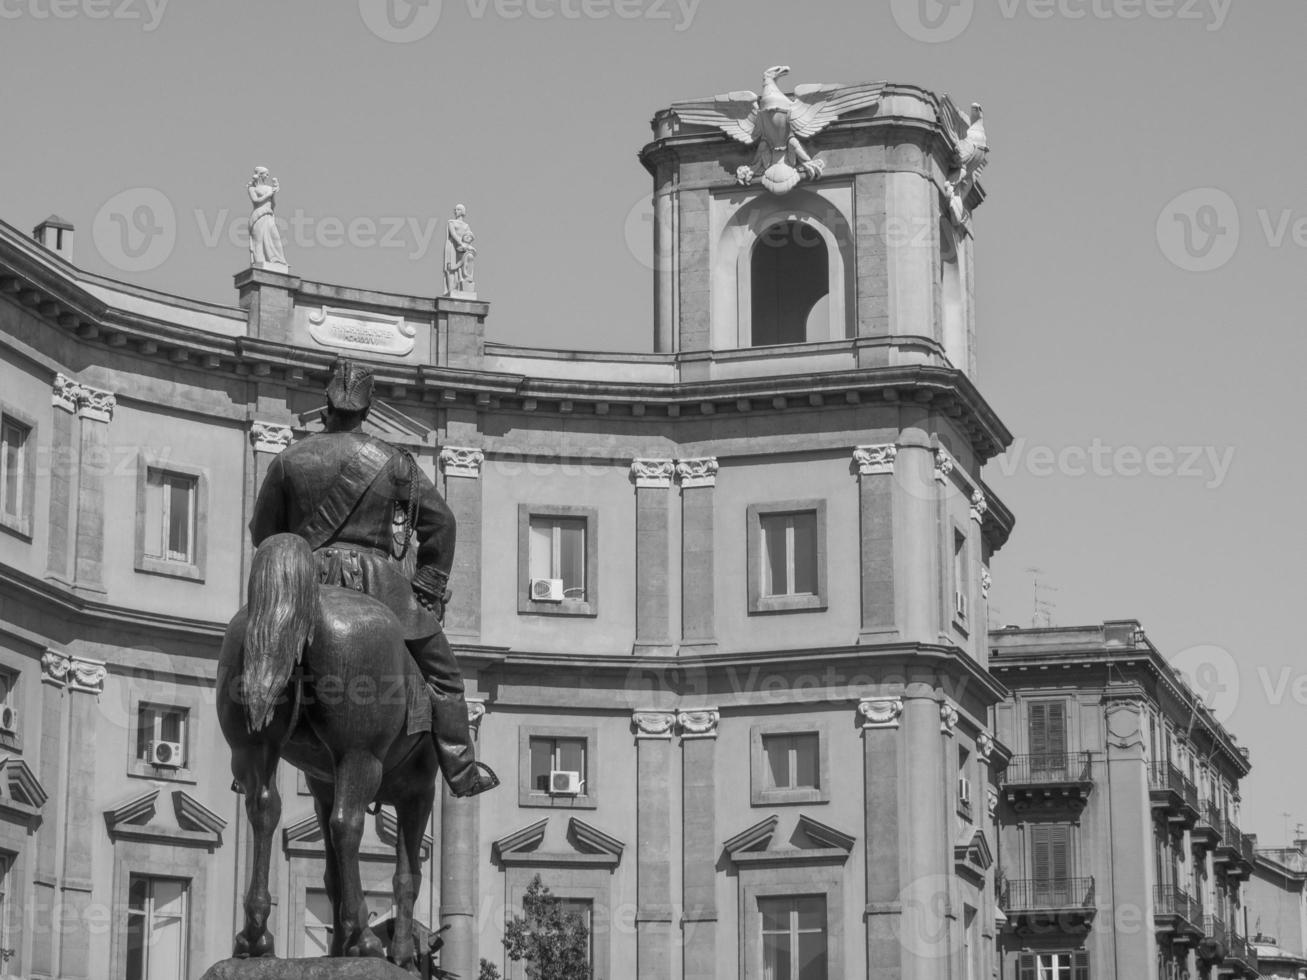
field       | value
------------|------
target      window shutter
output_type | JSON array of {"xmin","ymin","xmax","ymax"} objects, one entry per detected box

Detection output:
[
  {"xmin": 1073, "ymin": 950, "xmax": 1090, "ymax": 980},
  {"xmin": 1046, "ymin": 702, "xmax": 1067, "ymax": 757},
  {"xmin": 1031, "ymin": 825, "xmax": 1071, "ymax": 883},
  {"xmin": 1017, "ymin": 952, "xmax": 1036, "ymax": 980},
  {"xmin": 1028, "ymin": 702, "xmax": 1047, "ymax": 754}
]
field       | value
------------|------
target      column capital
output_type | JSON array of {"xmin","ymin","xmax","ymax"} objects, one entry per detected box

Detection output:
[
  {"xmin": 440, "ymin": 446, "xmax": 485, "ymax": 479},
  {"xmin": 853, "ymin": 444, "xmax": 898, "ymax": 476},
  {"xmin": 940, "ymin": 700, "xmax": 959, "ymax": 735},
  {"xmin": 250, "ymin": 421, "xmax": 294, "ymax": 455},
  {"xmin": 981, "ymin": 567, "xmax": 992, "ymax": 600},
  {"xmin": 969, "ymin": 489, "xmax": 988, "ymax": 523},
  {"xmin": 676, "ymin": 708, "xmax": 719, "ymax": 740},
  {"xmin": 631, "ymin": 458, "xmax": 675, "ymax": 489},
  {"xmin": 633, "ymin": 709, "xmax": 677, "ymax": 739},
  {"xmin": 77, "ymin": 384, "xmax": 115, "ymax": 423},
  {"xmin": 933, "ymin": 447, "xmax": 956, "ymax": 484},
  {"xmin": 976, "ymin": 730, "xmax": 995, "ymax": 762},
  {"xmin": 466, "ymin": 698, "xmax": 486, "ymax": 729},
  {"xmin": 676, "ymin": 457, "xmax": 718, "ymax": 489},
  {"xmin": 41, "ymin": 649, "xmax": 71, "ymax": 685},
  {"xmin": 41, "ymin": 650, "xmax": 106, "ymax": 694},
  {"xmin": 858, "ymin": 696, "xmax": 903, "ymax": 730},
  {"xmin": 52, "ymin": 373, "xmax": 82, "ymax": 414}
]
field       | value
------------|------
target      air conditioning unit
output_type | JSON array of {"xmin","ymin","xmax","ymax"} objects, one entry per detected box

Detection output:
[
  {"xmin": 531, "ymin": 578, "xmax": 565, "ymax": 602},
  {"xmin": 549, "ymin": 770, "xmax": 583, "ymax": 796},
  {"xmin": 958, "ymin": 776, "xmax": 972, "ymax": 805},
  {"xmin": 0, "ymin": 706, "xmax": 16, "ymax": 734},
  {"xmin": 954, "ymin": 590, "xmax": 968, "ymax": 619},
  {"xmin": 149, "ymin": 740, "xmax": 184, "ymax": 768}
]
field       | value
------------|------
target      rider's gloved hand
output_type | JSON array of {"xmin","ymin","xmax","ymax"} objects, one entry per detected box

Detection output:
[{"xmin": 413, "ymin": 566, "xmax": 453, "ymax": 622}]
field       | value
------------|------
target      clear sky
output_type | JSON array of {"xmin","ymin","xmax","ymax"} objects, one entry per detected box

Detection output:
[{"xmin": 2, "ymin": 1, "xmax": 1304, "ymax": 843}]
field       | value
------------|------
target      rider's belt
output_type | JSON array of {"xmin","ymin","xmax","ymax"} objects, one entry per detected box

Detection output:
[{"xmin": 297, "ymin": 440, "xmax": 394, "ymax": 550}]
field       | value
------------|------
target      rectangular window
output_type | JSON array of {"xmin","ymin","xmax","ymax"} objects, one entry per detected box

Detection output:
[
  {"xmin": 1030, "ymin": 824, "xmax": 1072, "ymax": 907},
  {"xmin": 0, "ymin": 418, "xmax": 29, "ymax": 524},
  {"xmin": 1017, "ymin": 951, "xmax": 1090, "ymax": 980},
  {"xmin": 1028, "ymin": 700, "xmax": 1068, "ymax": 772},
  {"xmin": 556, "ymin": 898, "xmax": 594, "ymax": 969},
  {"xmin": 529, "ymin": 736, "xmax": 588, "ymax": 794},
  {"xmin": 760, "ymin": 511, "xmax": 819, "ymax": 597},
  {"xmin": 952, "ymin": 528, "xmax": 968, "ymax": 623},
  {"xmin": 759, "ymin": 895, "xmax": 827, "ymax": 980},
  {"xmin": 762, "ymin": 733, "xmax": 820, "ymax": 791},
  {"xmin": 126, "ymin": 876, "xmax": 189, "ymax": 980},
  {"xmin": 143, "ymin": 470, "xmax": 197, "ymax": 564},
  {"xmin": 528, "ymin": 515, "xmax": 587, "ymax": 600},
  {"xmin": 136, "ymin": 705, "xmax": 188, "ymax": 768}
]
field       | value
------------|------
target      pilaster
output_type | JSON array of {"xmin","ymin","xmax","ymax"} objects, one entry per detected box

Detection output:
[
  {"xmin": 854, "ymin": 445, "xmax": 898, "ymax": 641},
  {"xmin": 678, "ymin": 708, "xmax": 718, "ymax": 980},
  {"xmin": 45, "ymin": 376, "xmax": 80, "ymax": 584},
  {"xmin": 677, "ymin": 458, "xmax": 718, "ymax": 654},
  {"xmin": 71, "ymin": 383, "xmax": 114, "ymax": 595},
  {"xmin": 440, "ymin": 447, "xmax": 485, "ymax": 640},
  {"xmin": 440, "ymin": 699, "xmax": 485, "ymax": 980},
  {"xmin": 634, "ymin": 709, "xmax": 675, "ymax": 980},
  {"xmin": 860, "ymin": 696, "xmax": 903, "ymax": 975},
  {"xmin": 632, "ymin": 459, "xmax": 675, "ymax": 654}
]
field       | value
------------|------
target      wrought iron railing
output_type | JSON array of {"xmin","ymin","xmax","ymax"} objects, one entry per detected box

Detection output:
[
  {"xmin": 1154, "ymin": 884, "xmax": 1201, "ymax": 926},
  {"xmin": 1003, "ymin": 752, "xmax": 1094, "ymax": 785},
  {"xmin": 1202, "ymin": 914, "xmax": 1228, "ymax": 946},
  {"xmin": 1000, "ymin": 877, "xmax": 1096, "ymax": 910},
  {"xmin": 1228, "ymin": 930, "xmax": 1259, "ymax": 970}
]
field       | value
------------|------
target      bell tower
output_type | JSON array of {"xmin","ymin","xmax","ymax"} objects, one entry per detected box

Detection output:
[{"xmin": 640, "ymin": 72, "xmax": 987, "ymax": 378}]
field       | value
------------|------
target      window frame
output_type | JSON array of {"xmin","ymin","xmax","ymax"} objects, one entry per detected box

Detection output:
[
  {"xmin": 741, "ymin": 871, "xmax": 844, "ymax": 980},
  {"xmin": 0, "ymin": 404, "xmax": 36, "ymax": 541},
  {"xmin": 747, "ymin": 499, "xmax": 828, "ymax": 615},
  {"xmin": 0, "ymin": 667, "xmax": 19, "ymax": 753},
  {"xmin": 951, "ymin": 519, "xmax": 970, "ymax": 635},
  {"xmin": 134, "ymin": 456, "xmax": 208, "ymax": 583},
  {"xmin": 758, "ymin": 893, "xmax": 829, "ymax": 980},
  {"xmin": 517, "ymin": 505, "xmax": 599, "ymax": 617},
  {"xmin": 135, "ymin": 703, "xmax": 190, "ymax": 771},
  {"xmin": 750, "ymin": 722, "xmax": 830, "ymax": 806},
  {"xmin": 124, "ymin": 874, "xmax": 190, "ymax": 980},
  {"xmin": 126, "ymin": 684, "xmax": 202, "ymax": 784},
  {"xmin": 518, "ymin": 725, "xmax": 598, "ymax": 809}
]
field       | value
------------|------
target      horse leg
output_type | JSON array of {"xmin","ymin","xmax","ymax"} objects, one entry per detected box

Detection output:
[
  {"xmin": 330, "ymin": 751, "xmax": 386, "ymax": 958},
  {"xmin": 232, "ymin": 741, "xmax": 281, "ymax": 958},
  {"xmin": 391, "ymin": 752, "xmax": 438, "ymax": 974},
  {"xmin": 307, "ymin": 777, "xmax": 345, "ymax": 957}
]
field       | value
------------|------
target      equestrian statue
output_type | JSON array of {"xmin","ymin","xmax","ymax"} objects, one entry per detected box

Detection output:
[{"xmin": 217, "ymin": 359, "xmax": 499, "ymax": 973}]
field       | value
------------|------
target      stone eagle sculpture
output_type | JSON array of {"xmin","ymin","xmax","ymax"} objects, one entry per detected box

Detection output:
[
  {"xmin": 671, "ymin": 66, "xmax": 886, "ymax": 195},
  {"xmin": 941, "ymin": 98, "xmax": 989, "ymax": 226}
]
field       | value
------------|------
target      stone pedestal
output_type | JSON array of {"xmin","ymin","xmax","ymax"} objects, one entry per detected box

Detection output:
[{"xmin": 200, "ymin": 958, "xmax": 413, "ymax": 980}]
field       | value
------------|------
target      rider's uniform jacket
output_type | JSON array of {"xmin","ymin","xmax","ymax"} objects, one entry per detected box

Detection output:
[{"xmin": 249, "ymin": 430, "xmax": 455, "ymax": 641}]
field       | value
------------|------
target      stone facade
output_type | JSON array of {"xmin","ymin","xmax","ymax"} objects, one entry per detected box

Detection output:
[{"xmin": 0, "ymin": 79, "xmax": 1021, "ymax": 980}]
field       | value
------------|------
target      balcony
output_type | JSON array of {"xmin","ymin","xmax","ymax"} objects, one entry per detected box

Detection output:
[
  {"xmin": 1226, "ymin": 930, "xmax": 1261, "ymax": 977},
  {"xmin": 1192, "ymin": 801, "xmax": 1224, "ymax": 850},
  {"xmin": 999, "ymin": 876, "xmax": 1097, "ymax": 933},
  {"xmin": 1199, "ymin": 915, "xmax": 1228, "ymax": 965},
  {"xmin": 1149, "ymin": 763, "xmax": 1200, "ymax": 829},
  {"xmin": 1001, "ymin": 752, "xmax": 1095, "ymax": 816},
  {"xmin": 1154, "ymin": 885, "xmax": 1205, "ymax": 945},
  {"xmin": 1213, "ymin": 815, "xmax": 1257, "ymax": 879}
]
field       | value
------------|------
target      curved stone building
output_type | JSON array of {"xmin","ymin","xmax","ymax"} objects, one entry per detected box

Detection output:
[{"xmin": 0, "ymin": 78, "xmax": 1016, "ymax": 979}]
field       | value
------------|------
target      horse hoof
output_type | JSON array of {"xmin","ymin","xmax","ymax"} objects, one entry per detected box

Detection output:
[
  {"xmin": 233, "ymin": 930, "xmax": 276, "ymax": 959},
  {"xmin": 345, "ymin": 928, "xmax": 385, "ymax": 959}
]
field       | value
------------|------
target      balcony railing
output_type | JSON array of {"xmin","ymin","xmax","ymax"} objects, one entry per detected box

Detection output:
[
  {"xmin": 1227, "ymin": 931, "xmax": 1260, "ymax": 974},
  {"xmin": 1193, "ymin": 801, "xmax": 1224, "ymax": 849},
  {"xmin": 1149, "ymin": 763, "xmax": 1200, "ymax": 827},
  {"xmin": 1213, "ymin": 815, "xmax": 1257, "ymax": 877},
  {"xmin": 1202, "ymin": 914, "xmax": 1228, "ymax": 947},
  {"xmin": 1001, "ymin": 877, "xmax": 1096, "ymax": 911},
  {"xmin": 1154, "ymin": 885, "xmax": 1205, "ymax": 941},
  {"xmin": 1004, "ymin": 753, "xmax": 1094, "ymax": 785}
]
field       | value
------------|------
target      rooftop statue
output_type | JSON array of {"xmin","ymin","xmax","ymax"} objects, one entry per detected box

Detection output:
[
  {"xmin": 442, "ymin": 204, "xmax": 476, "ymax": 297},
  {"xmin": 943, "ymin": 100, "xmax": 989, "ymax": 226},
  {"xmin": 672, "ymin": 66, "xmax": 886, "ymax": 195},
  {"xmin": 247, "ymin": 166, "xmax": 288, "ymax": 271}
]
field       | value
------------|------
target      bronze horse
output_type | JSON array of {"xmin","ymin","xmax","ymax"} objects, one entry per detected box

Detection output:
[{"xmin": 217, "ymin": 532, "xmax": 439, "ymax": 973}]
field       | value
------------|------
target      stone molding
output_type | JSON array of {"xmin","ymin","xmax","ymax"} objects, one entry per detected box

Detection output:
[
  {"xmin": 853, "ymin": 444, "xmax": 897, "ymax": 476},
  {"xmin": 439, "ymin": 446, "xmax": 485, "ymax": 479},
  {"xmin": 857, "ymin": 696, "xmax": 903, "ymax": 730},
  {"xmin": 250, "ymin": 421, "xmax": 294, "ymax": 455},
  {"xmin": 51, "ymin": 374, "xmax": 116, "ymax": 421},
  {"xmin": 676, "ymin": 708, "xmax": 719, "ymax": 739},
  {"xmin": 933, "ymin": 447, "xmax": 956, "ymax": 484},
  {"xmin": 976, "ymin": 730, "xmax": 995, "ymax": 762},
  {"xmin": 633, "ymin": 709, "xmax": 677, "ymax": 739},
  {"xmin": 940, "ymin": 701, "xmax": 959, "ymax": 735},
  {"xmin": 42, "ymin": 649, "xmax": 107, "ymax": 694},
  {"xmin": 676, "ymin": 457, "xmax": 719, "ymax": 489},
  {"xmin": 969, "ymin": 489, "xmax": 988, "ymax": 524},
  {"xmin": 630, "ymin": 458, "xmax": 675, "ymax": 489},
  {"xmin": 52, "ymin": 373, "xmax": 81, "ymax": 413}
]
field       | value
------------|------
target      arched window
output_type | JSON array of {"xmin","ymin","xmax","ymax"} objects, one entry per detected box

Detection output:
[{"xmin": 750, "ymin": 221, "xmax": 829, "ymax": 347}]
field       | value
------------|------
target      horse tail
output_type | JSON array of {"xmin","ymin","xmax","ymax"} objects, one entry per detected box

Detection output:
[{"xmin": 243, "ymin": 533, "xmax": 317, "ymax": 732}]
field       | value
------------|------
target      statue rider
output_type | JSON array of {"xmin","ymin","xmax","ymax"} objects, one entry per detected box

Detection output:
[{"xmin": 249, "ymin": 359, "xmax": 499, "ymax": 798}]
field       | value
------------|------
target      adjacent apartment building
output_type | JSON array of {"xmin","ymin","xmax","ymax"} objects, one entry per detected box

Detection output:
[
  {"xmin": 991, "ymin": 621, "xmax": 1262, "ymax": 980},
  {"xmin": 0, "ymin": 76, "xmax": 1018, "ymax": 980}
]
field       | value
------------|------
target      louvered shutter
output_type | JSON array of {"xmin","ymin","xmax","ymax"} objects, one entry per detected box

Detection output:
[
  {"xmin": 1072, "ymin": 950, "xmax": 1090, "ymax": 980},
  {"xmin": 1047, "ymin": 702, "xmax": 1067, "ymax": 757},
  {"xmin": 1017, "ymin": 952, "xmax": 1036, "ymax": 980}
]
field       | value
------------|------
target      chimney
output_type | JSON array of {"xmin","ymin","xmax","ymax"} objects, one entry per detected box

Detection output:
[{"xmin": 33, "ymin": 214, "xmax": 74, "ymax": 263}]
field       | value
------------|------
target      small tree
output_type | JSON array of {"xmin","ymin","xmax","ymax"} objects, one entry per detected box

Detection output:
[{"xmin": 500, "ymin": 874, "xmax": 592, "ymax": 980}]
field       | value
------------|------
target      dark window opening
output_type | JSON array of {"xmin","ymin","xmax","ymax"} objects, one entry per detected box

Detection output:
[{"xmin": 751, "ymin": 221, "xmax": 829, "ymax": 347}]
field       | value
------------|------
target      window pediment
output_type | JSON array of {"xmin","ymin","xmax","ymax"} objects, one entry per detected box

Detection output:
[
  {"xmin": 493, "ymin": 817, "xmax": 625, "ymax": 869},
  {"xmin": 725, "ymin": 813, "xmax": 855, "ymax": 866}
]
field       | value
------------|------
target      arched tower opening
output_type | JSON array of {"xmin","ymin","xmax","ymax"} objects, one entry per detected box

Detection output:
[{"xmin": 749, "ymin": 221, "xmax": 830, "ymax": 347}]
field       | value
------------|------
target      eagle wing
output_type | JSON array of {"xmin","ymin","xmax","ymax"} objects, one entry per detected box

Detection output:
[
  {"xmin": 940, "ymin": 94, "xmax": 988, "ymax": 175},
  {"xmin": 787, "ymin": 81, "xmax": 886, "ymax": 139},
  {"xmin": 671, "ymin": 91, "xmax": 761, "ymax": 144}
]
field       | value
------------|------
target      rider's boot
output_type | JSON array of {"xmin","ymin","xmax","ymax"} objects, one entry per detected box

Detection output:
[{"xmin": 407, "ymin": 632, "xmax": 499, "ymax": 798}]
